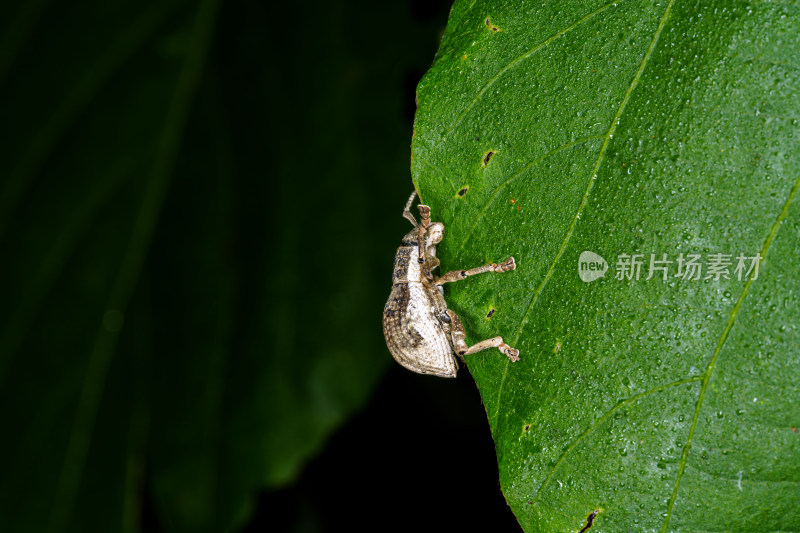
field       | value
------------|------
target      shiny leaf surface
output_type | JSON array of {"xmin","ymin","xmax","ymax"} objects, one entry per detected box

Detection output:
[{"xmin": 412, "ymin": 1, "xmax": 800, "ymax": 530}]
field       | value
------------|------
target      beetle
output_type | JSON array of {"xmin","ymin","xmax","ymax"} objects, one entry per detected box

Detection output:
[{"xmin": 382, "ymin": 191, "xmax": 520, "ymax": 377}]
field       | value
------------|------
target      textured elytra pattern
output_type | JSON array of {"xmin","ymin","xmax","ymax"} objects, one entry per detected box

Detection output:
[{"xmin": 383, "ymin": 232, "xmax": 457, "ymax": 377}]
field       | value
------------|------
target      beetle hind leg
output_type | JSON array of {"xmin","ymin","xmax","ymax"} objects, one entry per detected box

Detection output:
[
  {"xmin": 461, "ymin": 336, "xmax": 520, "ymax": 362},
  {"xmin": 446, "ymin": 310, "xmax": 520, "ymax": 362}
]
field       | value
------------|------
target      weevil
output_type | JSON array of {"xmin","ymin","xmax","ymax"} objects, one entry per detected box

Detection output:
[{"xmin": 382, "ymin": 191, "xmax": 520, "ymax": 377}]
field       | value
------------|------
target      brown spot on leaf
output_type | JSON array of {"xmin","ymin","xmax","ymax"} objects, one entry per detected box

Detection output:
[
  {"xmin": 485, "ymin": 17, "xmax": 500, "ymax": 31},
  {"xmin": 483, "ymin": 150, "xmax": 495, "ymax": 167}
]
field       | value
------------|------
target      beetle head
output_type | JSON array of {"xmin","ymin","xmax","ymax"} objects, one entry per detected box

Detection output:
[{"xmin": 424, "ymin": 222, "xmax": 444, "ymax": 247}]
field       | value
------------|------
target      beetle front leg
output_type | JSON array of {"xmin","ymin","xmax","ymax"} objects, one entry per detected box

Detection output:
[
  {"xmin": 417, "ymin": 204, "xmax": 432, "ymax": 261},
  {"xmin": 446, "ymin": 310, "xmax": 520, "ymax": 362},
  {"xmin": 436, "ymin": 257, "xmax": 516, "ymax": 285},
  {"xmin": 402, "ymin": 191, "xmax": 419, "ymax": 226}
]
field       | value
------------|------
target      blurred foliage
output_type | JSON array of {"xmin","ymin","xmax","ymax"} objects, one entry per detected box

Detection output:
[
  {"xmin": 0, "ymin": 0, "xmax": 449, "ymax": 531},
  {"xmin": 413, "ymin": 0, "xmax": 799, "ymax": 531}
]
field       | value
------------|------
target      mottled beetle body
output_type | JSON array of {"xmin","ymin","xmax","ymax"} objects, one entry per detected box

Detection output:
[
  {"xmin": 382, "ymin": 191, "xmax": 520, "ymax": 377},
  {"xmin": 384, "ymin": 223, "xmax": 458, "ymax": 376}
]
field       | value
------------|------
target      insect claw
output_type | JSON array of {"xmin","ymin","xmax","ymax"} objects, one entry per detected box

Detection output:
[
  {"xmin": 501, "ymin": 344, "xmax": 520, "ymax": 361},
  {"xmin": 417, "ymin": 204, "xmax": 431, "ymax": 228},
  {"xmin": 495, "ymin": 257, "xmax": 516, "ymax": 272}
]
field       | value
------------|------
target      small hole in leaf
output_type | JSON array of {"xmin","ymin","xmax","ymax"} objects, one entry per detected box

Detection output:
[
  {"xmin": 485, "ymin": 17, "xmax": 500, "ymax": 31},
  {"xmin": 486, "ymin": 308, "xmax": 495, "ymax": 319},
  {"xmin": 457, "ymin": 186, "xmax": 469, "ymax": 197},
  {"xmin": 578, "ymin": 510, "xmax": 600, "ymax": 533},
  {"xmin": 523, "ymin": 424, "xmax": 531, "ymax": 432},
  {"xmin": 483, "ymin": 150, "xmax": 495, "ymax": 167}
]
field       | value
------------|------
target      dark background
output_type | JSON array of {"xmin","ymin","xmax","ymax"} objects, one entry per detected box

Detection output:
[{"xmin": 0, "ymin": 0, "xmax": 520, "ymax": 531}]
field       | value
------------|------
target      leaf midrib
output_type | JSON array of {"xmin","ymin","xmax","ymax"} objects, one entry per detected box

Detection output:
[{"xmin": 488, "ymin": 0, "xmax": 678, "ymax": 427}]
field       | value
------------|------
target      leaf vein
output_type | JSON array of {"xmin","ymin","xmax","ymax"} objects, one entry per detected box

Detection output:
[
  {"xmin": 456, "ymin": 135, "xmax": 606, "ymax": 254},
  {"xmin": 530, "ymin": 375, "xmax": 703, "ymax": 504},
  {"xmin": 46, "ymin": 1, "xmax": 221, "ymax": 530},
  {"xmin": 0, "ymin": 1, "xmax": 184, "ymax": 240},
  {"xmin": 660, "ymin": 171, "xmax": 800, "ymax": 532},
  {"xmin": 435, "ymin": 0, "xmax": 622, "ymax": 149},
  {"xmin": 491, "ymin": 0, "xmax": 677, "ymax": 425}
]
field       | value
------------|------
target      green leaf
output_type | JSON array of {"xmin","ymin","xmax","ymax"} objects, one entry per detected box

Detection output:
[
  {"xmin": 0, "ymin": 1, "xmax": 440, "ymax": 531},
  {"xmin": 412, "ymin": 1, "xmax": 800, "ymax": 531}
]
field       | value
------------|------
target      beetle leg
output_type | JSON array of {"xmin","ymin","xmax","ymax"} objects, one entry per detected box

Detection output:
[
  {"xmin": 402, "ymin": 191, "xmax": 418, "ymax": 226},
  {"xmin": 416, "ymin": 204, "xmax": 432, "ymax": 261},
  {"xmin": 446, "ymin": 310, "xmax": 520, "ymax": 361},
  {"xmin": 436, "ymin": 257, "xmax": 515, "ymax": 285},
  {"xmin": 421, "ymin": 256, "xmax": 440, "ymax": 280}
]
